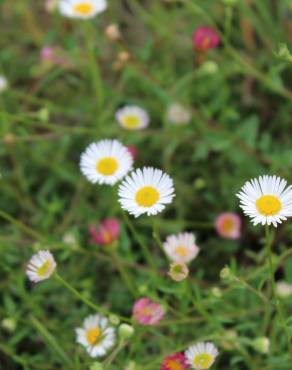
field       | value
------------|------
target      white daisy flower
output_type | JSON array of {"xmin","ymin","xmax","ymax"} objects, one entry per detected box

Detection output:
[
  {"xmin": 76, "ymin": 314, "xmax": 116, "ymax": 358},
  {"xmin": 26, "ymin": 250, "xmax": 56, "ymax": 283},
  {"xmin": 115, "ymin": 106, "xmax": 150, "ymax": 131},
  {"xmin": 237, "ymin": 175, "xmax": 292, "ymax": 227},
  {"xmin": 118, "ymin": 167, "xmax": 175, "ymax": 217},
  {"xmin": 166, "ymin": 103, "xmax": 191, "ymax": 125},
  {"xmin": 59, "ymin": 0, "xmax": 107, "ymax": 19},
  {"xmin": 163, "ymin": 232, "xmax": 199, "ymax": 264},
  {"xmin": 185, "ymin": 342, "xmax": 219, "ymax": 370},
  {"xmin": 0, "ymin": 75, "xmax": 8, "ymax": 93},
  {"xmin": 80, "ymin": 139, "xmax": 133, "ymax": 186}
]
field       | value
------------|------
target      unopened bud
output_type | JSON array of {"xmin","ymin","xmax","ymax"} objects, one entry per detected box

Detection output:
[
  {"xmin": 118, "ymin": 324, "xmax": 135, "ymax": 340},
  {"xmin": 168, "ymin": 262, "xmax": 189, "ymax": 282},
  {"xmin": 105, "ymin": 24, "xmax": 121, "ymax": 41},
  {"xmin": 252, "ymin": 337, "xmax": 270, "ymax": 354}
]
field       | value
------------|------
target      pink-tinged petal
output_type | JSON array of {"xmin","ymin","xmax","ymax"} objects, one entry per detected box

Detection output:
[
  {"xmin": 89, "ymin": 218, "xmax": 120, "ymax": 245},
  {"xmin": 192, "ymin": 27, "xmax": 220, "ymax": 51},
  {"xmin": 132, "ymin": 297, "xmax": 165, "ymax": 326},
  {"xmin": 161, "ymin": 352, "xmax": 190, "ymax": 370},
  {"xmin": 215, "ymin": 212, "xmax": 241, "ymax": 239},
  {"xmin": 127, "ymin": 145, "xmax": 138, "ymax": 161}
]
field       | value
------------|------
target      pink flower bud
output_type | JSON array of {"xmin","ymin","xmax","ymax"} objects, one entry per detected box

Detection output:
[
  {"xmin": 127, "ymin": 145, "xmax": 138, "ymax": 161},
  {"xmin": 215, "ymin": 212, "xmax": 241, "ymax": 239},
  {"xmin": 193, "ymin": 27, "xmax": 220, "ymax": 52},
  {"xmin": 161, "ymin": 352, "xmax": 190, "ymax": 370},
  {"xmin": 132, "ymin": 297, "xmax": 165, "ymax": 326},
  {"xmin": 89, "ymin": 218, "xmax": 120, "ymax": 245}
]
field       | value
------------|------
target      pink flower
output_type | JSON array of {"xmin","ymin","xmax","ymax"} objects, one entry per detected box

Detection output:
[
  {"xmin": 132, "ymin": 297, "xmax": 165, "ymax": 326},
  {"xmin": 161, "ymin": 353, "xmax": 189, "ymax": 370},
  {"xmin": 192, "ymin": 27, "xmax": 220, "ymax": 52},
  {"xmin": 215, "ymin": 212, "xmax": 241, "ymax": 239},
  {"xmin": 40, "ymin": 46, "xmax": 72, "ymax": 68},
  {"xmin": 127, "ymin": 145, "xmax": 138, "ymax": 161},
  {"xmin": 89, "ymin": 218, "xmax": 120, "ymax": 245}
]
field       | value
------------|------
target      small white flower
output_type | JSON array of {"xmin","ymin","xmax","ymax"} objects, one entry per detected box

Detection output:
[
  {"xmin": 59, "ymin": 0, "xmax": 107, "ymax": 19},
  {"xmin": 76, "ymin": 314, "xmax": 116, "ymax": 358},
  {"xmin": 26, "ymin": 250, "xmax": 56, "ymax": 282},
  {"xmin": 115, "ymin": 106, "xmax": 149, "ymax": 131},
  {"xmin": 185, "ymin": 342, "xmax": 219, "ymax": 370},
  {"xmin": 118, "ymin": 167, "xmax": 175, "ymax": 217},
  {"xmin": 0, "ymin": 76, "xmax": 8, "ymax": 93},
  {"xmin": 276, "ymin": 281, "xmax": 292, "ymax": 298},
  {"xmin": 163, "ymin": 232, "xmax": 199, "ymax": 263},
  {"xmin": 80, "ymin": 139, "xmax": 133, "ymax": 186},
  {"xmin": 166, "ymin": 103, "xmax": 191, "ymax": 125},
  {"xmin": 237, "ymin": 175, "xmax": 292, "ymax": 227}
]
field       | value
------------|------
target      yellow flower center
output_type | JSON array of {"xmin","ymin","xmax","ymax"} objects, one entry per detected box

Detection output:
[
  {"xmin": 175, "ymin": 246, "xmax": 188, "ymax": 256},
  {"xmin": 96, "ymin": 157, "xmax": 118, "ymax": 176},
  {"xmin": 135, "ymin": 186, "xmax": 159, "ymax": 207},
  {"xmin": 122, "ymin": 115, "xmax": 140, "ymax": 129},
  {"xmin": 74, "ymin": 2, "xmax": 94, "ymax": 15},
  {"xmin": 37, "ymin": 260, "xmax": 52, "ymax": 277},
  {"xmin": 193, "ymin": 354, "xmax": 213, "ymax": 369},
  {"xmin": 165, "ymin": 359, "xmax": 183, "ymax": 370},
  {"xmin": 222, "ymin": 218, "xmax": 234, "ymax": 232},
  {"xmin": 86, "ymin": 327, "xmax": 102, "ymax": 345},
  {"xmin": 256, "ymin": 195, "xmax": 282, "ymax": 216}
]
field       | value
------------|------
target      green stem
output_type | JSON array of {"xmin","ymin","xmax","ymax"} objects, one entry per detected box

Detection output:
[
  {"xmin": 54, "ymin": 273, "xmax": 131, "ymax": 323},
  {"xmin": 122, "ymin": 211, "xmax": 157, "ymax": 274},
  {"xmin": 83, "ymin": 21, "xmax": 104, "ymax": 115},
  {"xmin": 265, "ymin": 226, "xmax": 292, "ymax": 355},
  {"xmin": 109, "ymin": 249, "xmax": 138, "ymax": 297}
]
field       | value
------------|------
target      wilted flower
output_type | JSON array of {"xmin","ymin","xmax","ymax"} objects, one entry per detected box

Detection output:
[
  {"xmin": 105, "ymin": 24, "xmax": 121, "ymax": 41},
  {"xmin": 166, "ymin": 103, "xmax": 191, "ymax": 125},
  {"xmin": 163, "ymin": 233, "xmax": 199, "ymax": 264},
  {"xmin": 118, "ymin": 167, "xmax": 175, "ymax": 217},
  {"xmin": 59, "ymin": 0, "xmax": 107, "ymax": 19},
  {"xmin": 76, "ymin": 314, "xmax": 116, "ymax": 358},
  {"xmin": 89, "ymin": 218, "xmax": 120, "ymax": 245},
  {"xmin": 237, "ymin": 175, "xmax": 292, "ymax": 227},
  {"xmin": 275, "ymin": 281, "xmax": 292, "ymax": 298},
  {"xmin": 192, "ymin": 27, "xmax": 220, "ymax": 52},
  {"xmin": 0, "ymin": 75, "xmax": 8, "ymax": 93},
  {"xmin": 26, "ymin": 250, "xmax": 56, "ymax": 283},
  {"xmin": 215, "ymin": 212, "xmax": 241, "ymax": 239},
  {"xmin": 116, "ymin": 106, "xmax": 149, "ymax": 131},
  {"xmin": 185, "ymin": 342, "xmax": 219, "ymax": 369},
  {"xmin": 80, "ymin": 139, "xmax": 133, "ymax": 186},
  {"xmin": 161, "ymin": 352, "xmax": 189, "ymax": 370},
  {"xmin": 168, "ymin": 262, "xmax": 189, "ymax": 282},
  {"xmin": 132, "ymin": 297, "xmax": 165, "ymax": 326},
  {"xmin": 252, "ymin": 337, "xmax": 270, "ymax": 354}
]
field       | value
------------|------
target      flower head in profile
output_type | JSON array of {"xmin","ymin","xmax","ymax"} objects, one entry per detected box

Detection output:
[
  {"xmin": 80, "ymin": 139, "xmax": 133, "ymax": 186},
  {"xmin": 118, "ymin": 167, "xmax": 175, "ymax": 217},
  {"xmin": 89, "ymin": 218, "xmax": 120, "ymax": 245},
  {"xmin": 26, "ymin": 250, "xmax": 56, "ymax": 283},
  {"xmin": 76, "ymin": 314, "xmax": 115, "ymax": 358},
  {"xmin": 166, "ymin": 103, "xmax": 191, "ymax": 126},
  {"xmin": 192, "ymin": 27, "xmax": 220, "ymax": 52},
  {"xmin": 116, "ymin": 106, "xmax": 149, "ymax": 131},
  {"xmin": 59, "ymin": 0, "xmax": 107, "ymax": 19},
  {"xmin": 215, "ymin": 212, "xmax": 241, "ymax": 239},
  {"xmin": 161, "ymin": 352, "xmax": 190, "ymax": 370},
  {"xmin": 0, "ymin": 75, "xmax": 8, "ymax": 93},
  {"xmin": 163, "ymin": 233, "xmax": 199, "ymax": 264},
  {"xmin": 132, "ymin": 297, "xmax": 165, "ymax": 326},
  {"xmin": 168, "ymin": 262, "xmax": 189, "ymax": 282},
  {"xmin": 237, "ymin": 175, "xmax": 292, "ymax": 227},
  {"xmin": 185, "ymin": 342, "xmax": 218, "ymax": 369}
]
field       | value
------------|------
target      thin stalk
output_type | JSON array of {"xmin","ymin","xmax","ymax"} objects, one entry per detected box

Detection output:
[
  {"xmin": 83, "ymin": 21, "xmax": 104, "ymax": 115},
  {"xmin": 265, "ymin": 226, "xmax": 292, "ymax": 356},
  {"xmin": 54, "ymin": 273, "xmax": 130, "ymax": 323}
]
